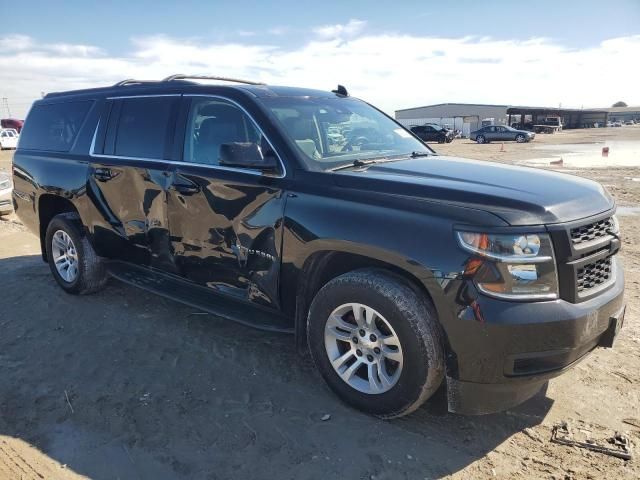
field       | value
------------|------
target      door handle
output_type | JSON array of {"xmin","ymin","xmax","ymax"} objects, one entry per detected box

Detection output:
[
  {"xmin": 171, "ymin": 182, "xmax": 201, "ymax": 195},
  {"xmin": 94, "ymin": 167, "xmax": 115, "ymax": 182}
]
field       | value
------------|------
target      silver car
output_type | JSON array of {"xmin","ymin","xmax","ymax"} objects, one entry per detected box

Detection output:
[
  {"xmin": 470, "ymin": 125, "xmax": 535, "ymax": 144},
  {"xmin": 0, "ymin": 172, "xmax": 12, "ymax": 216}
]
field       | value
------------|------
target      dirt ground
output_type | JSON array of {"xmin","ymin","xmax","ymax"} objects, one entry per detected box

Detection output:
[{"xmin": 0, "ymin": 127, "xmax": 639, "ymax": 480}]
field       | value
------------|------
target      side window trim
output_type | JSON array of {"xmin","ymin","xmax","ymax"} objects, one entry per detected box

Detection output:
[
  {"xmin": 104, "ymin": 100, "xmax": 122, "ymax": 155},
  {"xmin": 180, "ymin": 94, "xmax": 287, "ymax": 178},
  {"xmin": 89, "ymin": 94, "xmax": 287, "ymax": 179},
  {"xmin": 92, "ymin": 100, "xmax": 113, "ymax": 155}
]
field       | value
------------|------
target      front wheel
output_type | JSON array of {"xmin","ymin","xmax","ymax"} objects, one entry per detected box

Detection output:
[
  {"xmin": 516, "ymin": 134, "xmax": 526, "ymax": 143},
  {"xmin": 476, "ymin": 135, "xmax": 486, "ymax": 144},
  {"xmin": 45, "ymin": 212, "xmax": 108, "ymax": 294},
  {"xmin": 307, "ymin": 269, "xmax": 444, "ymax": 418}
]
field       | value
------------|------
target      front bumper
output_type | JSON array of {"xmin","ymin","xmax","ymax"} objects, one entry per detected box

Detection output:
[{"xmin": 447, "ymin": 258, "xmax": 625, "ymax": 414}]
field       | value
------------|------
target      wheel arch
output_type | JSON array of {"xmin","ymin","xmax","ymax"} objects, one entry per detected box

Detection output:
[
  {"xmin": 38, "ymin": 194, "xmax": 81, "ymax": 261},
  {"xmin": 293, "ymin": 245, "xmax": 445, "ymax": 354}
]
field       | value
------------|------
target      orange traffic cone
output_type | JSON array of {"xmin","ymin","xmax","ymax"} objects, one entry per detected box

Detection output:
[{"xmin": 500, "ymin": 142, "xmax": 505, "ymax": 152}]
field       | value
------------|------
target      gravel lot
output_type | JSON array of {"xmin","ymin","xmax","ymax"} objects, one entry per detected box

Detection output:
[{"xmin": 0, "ymin": 127, "xmax": 638, "ymax": 479}]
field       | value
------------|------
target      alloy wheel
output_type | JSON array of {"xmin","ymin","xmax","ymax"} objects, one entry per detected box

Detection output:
[
  {"xmin": 324, "ymin": 303, "xmax": 403, "ymax": 394},
  {"xmin": 51, "ymin": 230, "xmax": 79, "ymax": 283}
]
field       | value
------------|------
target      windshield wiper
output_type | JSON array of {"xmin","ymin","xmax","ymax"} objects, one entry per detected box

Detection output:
[
  {"xmin": 409, "ymin": 151, "xmax": 432, "ymax": 158},
  {"xmin": 330, "ymin": 158, "xmax": 381, "ymax": 171},
  {"xmin": 330, "ymin": 152, "xmax": 433, "ymax": 171}
]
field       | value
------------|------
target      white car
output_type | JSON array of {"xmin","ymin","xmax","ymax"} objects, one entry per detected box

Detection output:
[
  {"xmin": 0, "ymin": 172, "xmax": 13, "ymax": 216},
  {"xmin": 0, "ymin": 129, "xmax": 18, "ymax": 150}
]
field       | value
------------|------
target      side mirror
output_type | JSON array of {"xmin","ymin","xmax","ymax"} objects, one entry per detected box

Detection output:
[{"xmin": 219, "ymin": 142, "xmax": 278, "ymax": 172}]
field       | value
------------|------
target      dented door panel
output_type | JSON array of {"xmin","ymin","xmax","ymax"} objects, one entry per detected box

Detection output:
[
  {"xmin": 165, "ymin": 164, "xmax": 285, "ymax": 309},
  {"xmin": 89, "ymin": 159, "xmax": 172, "ymax": 266}
]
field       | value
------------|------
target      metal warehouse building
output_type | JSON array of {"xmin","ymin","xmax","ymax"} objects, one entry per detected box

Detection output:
[
  {"xmin": 395, "ymin": 103, "xmax": 612, "ymax": 137},
  {"xmin": 606, "ymin": 106, "xmax": 640, "ymax": 123},
  {"xmin": 395, "ymin": 103, "xmax": 509, "ymax": 138}
]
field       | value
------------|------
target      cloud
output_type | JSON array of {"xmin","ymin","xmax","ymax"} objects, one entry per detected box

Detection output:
[
  {"xmin": 313, "ymin": 19, "xmax": 367, "ymax": 39},
  {"xmin": 0, "ymin": 34, "xmax": 33, "ymax": 52},
  {"xmin": 0, "ymin": 31, "xmax": 638, "ymax": 119},
  {"xmin": 267, "ymin": 27, "xmax": 288, "ymax": 36}
]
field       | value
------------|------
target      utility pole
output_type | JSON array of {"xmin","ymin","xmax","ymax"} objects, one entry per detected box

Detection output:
[{"xmin": 1, "ymin": 98, "xmax": 11, "ymax": 117}]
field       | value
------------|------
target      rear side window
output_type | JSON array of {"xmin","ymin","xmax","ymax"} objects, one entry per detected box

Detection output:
[
  {"xmin": 113, "ymin": 97, "xmax": 176, "ymax": 159},
  {"xmin": 19, "ymin": 101, "xmax": 92, "ymax": 151}
]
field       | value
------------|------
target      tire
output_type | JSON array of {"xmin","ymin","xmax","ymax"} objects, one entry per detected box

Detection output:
[
  {"xmin": 476, "ymin": 135, "xmax": 486, "ymax": 144},
  {"xmin": 516, "ymin": 134, "xmax": 526, "ymax": 143},
  {"xmin": 437, "ymin": 136, "xmax": 445, "ymax": 144},
  {"xmin": 45, "ymin": 212, "xmax": 107, "ymax": 295},
  {"xmin": 307, "ymin": 269, "xmax": 444, "ymax": 418}
]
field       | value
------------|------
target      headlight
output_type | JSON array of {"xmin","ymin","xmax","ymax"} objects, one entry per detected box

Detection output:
[
  {"xmin": 0, "ymin": 178, "xmax": 11, "ymax": 190},
  {"xmin": 456, "ymin": 231, "xmax": 559, "ymax": 300},
  {"xmin": 610, "ymin": 215, "xmax": 620, "ymax": 234}
]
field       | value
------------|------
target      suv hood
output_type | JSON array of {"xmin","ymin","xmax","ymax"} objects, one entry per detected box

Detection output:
[{"xmin": 334, "ymin": 156, "xmax": 614, "ymax": 225}]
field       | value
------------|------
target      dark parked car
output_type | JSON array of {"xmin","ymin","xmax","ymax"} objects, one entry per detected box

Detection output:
[
  {"xmin": 410, "ymin": 124, "xmax": 453, "ymax": 143},
  {"xmin": 1, "ymin": 118, "xmax": 24, "ymax": 133},
  {"xmin": 12, "ymin": 76, "xmax": 625, "ymax": 418},
  {"xmin": 471, "ymin": 125, "xmax": 535, "ymax": 144}
]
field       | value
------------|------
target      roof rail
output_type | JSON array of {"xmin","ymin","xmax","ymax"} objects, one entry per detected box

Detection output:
[
  {"xmin": 162, "ymin": 74, "xmax": 265, "ymax": 86},
  {"xmin": 113, "ymin": 79, "xmax": 161, "ymax": 87}
]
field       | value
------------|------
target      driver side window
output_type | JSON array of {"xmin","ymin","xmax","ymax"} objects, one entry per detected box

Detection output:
[{"xmin": 183, "ymin": 97, "xmax": 261, "ymax": 166}]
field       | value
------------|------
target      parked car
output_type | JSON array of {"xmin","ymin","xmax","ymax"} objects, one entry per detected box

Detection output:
[
  {"xmin": 0, "ymin": 172, "xmax": 13, "ymax": 216},
  {"xmin": 470, "ymin": 125, "xmax": 535, "ymax": 144},
  {"xmin": 1, "ymin": 118, "xmax": 24, "ymax": 133},
  {"xmin": 612, "ymin": 121, "xmax": 623, "ymax": 127},
  {"xmin": 12, "ymin": 75, "xmax": 625, "ymax": 418},
  {"xmin": 410, "ymin": 124, "xmax": 453, "ymax": 143},
  {"xmin": 0, "ymin": 129, "xmax": 18, "ymax": 150}
]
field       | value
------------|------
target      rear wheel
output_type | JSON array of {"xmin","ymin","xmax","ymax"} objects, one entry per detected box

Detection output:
[
  {"xmin": 45, "ymin": 213, "xmax": 107, "ymax": 294},
  {"xmin": 307, "ymin": 269, "xmax": 444, "ymax": 418},
  {"xmin": 516, "ymin": 134, "xmax": 526, "ymax": 143},
  {"xmin": 476, "ymin": 135, "xmax": 486, "ymax": 144}
]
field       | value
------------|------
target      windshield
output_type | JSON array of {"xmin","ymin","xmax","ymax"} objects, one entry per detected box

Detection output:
[{"xmin": 259, "ymin": 96, "xmax": 431, "ymax": 170}]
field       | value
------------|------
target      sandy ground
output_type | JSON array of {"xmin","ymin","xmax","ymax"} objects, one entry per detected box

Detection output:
[{"xmin": 0, "ymin": 127, "xmax": 639, "ymax": 480}]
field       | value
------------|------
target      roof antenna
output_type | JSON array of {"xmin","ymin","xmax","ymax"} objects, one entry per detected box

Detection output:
[{"xmin": 332, "ymin": 85, "xmax": 349, "ymax": 97}]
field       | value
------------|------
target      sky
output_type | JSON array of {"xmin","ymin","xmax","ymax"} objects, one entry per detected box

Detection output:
[{"xmin": 1, "ymin": 0, "xmax": 639, "ymax": 118}]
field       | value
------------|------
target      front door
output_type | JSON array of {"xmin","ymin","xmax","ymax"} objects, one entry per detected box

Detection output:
[
  {"xmin": 484, "ymin": 126, "xmax": 497, "ymax": 141},
  {"xmin": 89, "ymin": 96, "xmax": 178, "ymax": 267},
  {"xmin": 164, "ymin": 95, "xmax": 287, "ymax": 309}
]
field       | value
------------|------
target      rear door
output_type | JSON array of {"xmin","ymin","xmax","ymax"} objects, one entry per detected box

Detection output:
[
  {"xmin": 495, "ymin": 126, "xmax": 510, "ymax": 141},
  {"xmin": 411, "ymin": 126, "xmax": 425, "ymax": 140},
  {"xmin": 89, "ymin": 95, "xmax": 179, "ymax": 268},
  {"xmin": 423, "ymin": 126, "xmax": 437, "ymax": 141},
  {"xmin": 164, "ymin": 95, "xmax": 287, "ymax": 309}
]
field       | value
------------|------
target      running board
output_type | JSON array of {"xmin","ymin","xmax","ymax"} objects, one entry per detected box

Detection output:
[{"xmin": 106, "ymin": 261, "xmax": 294, "ymax": 334}]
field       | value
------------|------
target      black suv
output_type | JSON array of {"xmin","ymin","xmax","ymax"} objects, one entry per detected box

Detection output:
[
  {"xmin": 410, "ymin": 124, "xmax": 453, "ymax": 143},
  {"xmin": 12, "ymin": 75, "xmax": 625, "ymax": 418}
]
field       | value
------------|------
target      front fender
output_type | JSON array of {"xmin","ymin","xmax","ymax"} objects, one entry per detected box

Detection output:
[{"xmin": 279, "ymin": 185, "xmax": 507, "ymax": 319}]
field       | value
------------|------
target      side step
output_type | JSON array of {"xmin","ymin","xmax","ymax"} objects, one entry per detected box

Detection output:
[{"xmin": 106, "ymin": 261, "xmax": 294, "ymax": 334}]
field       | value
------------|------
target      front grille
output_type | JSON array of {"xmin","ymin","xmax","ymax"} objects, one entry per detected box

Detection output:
[
  {"xmin": 570, "ymin": 217, "xmax": 614, "ymax": 245},
  {"xmin": 577, "ymin": 256, "xmax": 613, "ymax": 293}
]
